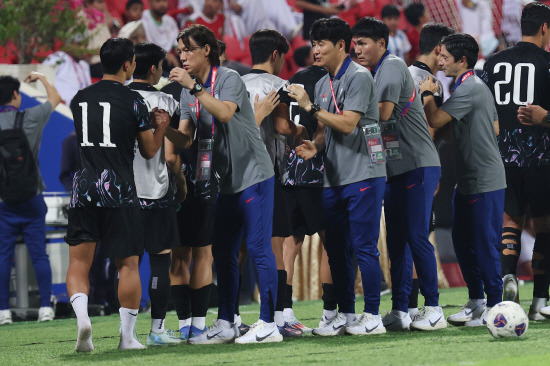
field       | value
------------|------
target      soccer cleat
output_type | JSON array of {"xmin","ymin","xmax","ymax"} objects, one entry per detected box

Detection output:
[
  {"xmin": 179, "ymin": 325, "xmax": 190, "ymax": 340},
  {"xmin": 312, "ymin": 313, "xmax": 354, "ymax": 337},
  {"xmin": 318, "ymin": 313, "xmax": 337, "ymax": 328},
  {"xmin": 528, "ymin": 297, "xmax": 548, "ymax": 321},
  {"xmin": 502, "ymin": 274, "xmax": 519, "ymax": 303},
  {"xmin": 539, "ymin": 305, "xmax": 550, "ymax": 318},
  {"xmin": 188, "ymin": 320, "xmax": 236, "ymax": 345},
  {"xmin": 146, "ymin": 331, "xmax": 184, "ymax": 345},
  {"xmin": 238, "ymin": 322, "xmax": 250, "ymax": 336},
  {"xmin": 447, "ymin": 299, "xmax": 486, "ymax": 326},
  {"xmin": 189, "ymin": 325, "xmax": 208, "ymax": 339},
  {"xmin": 0, "ymin": 310, "xmax": 12, "ymax": 325},
  {"xmin": 38, "ymin": 306, "xmax": 55, "ymax": 322},
  {"xmin": 235, "ymin": 320, "xmax": 283, "ymax": 344},
  {"xmin": 410, "ymin": 306, "xmax": 447, "ymax": 331},
  {"xmin": 382, "ymin": 310, "xmax": 412, "ymax": 331},
  {"xmin": 277, "ymin": 322, "xmax": 303, "ymax": 338},
  {"xmin": 464, "ymin": 307, "xmax": 490, "ymax": 327},
  {"xmin": 75, "ymin": 321, "xmax": 94, "ymax": 352},
  {"xmin": 345, "ymin": 313, "xmax": 386, "ymax": 335},
  {"xmin": 284, "ymin": 314, "xmax": 312, "ymax": 333},
  {"xmin": 408, "ymin": 308, "xmax": 419, "ymax": 321}
]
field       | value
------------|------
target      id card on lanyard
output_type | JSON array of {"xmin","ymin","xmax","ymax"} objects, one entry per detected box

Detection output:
[
  {"xmin": 330, "ymin": 76, "xmax": 384, "ymax": 165},
  {"xmin": 195, "ymin": 66, "xmax": 217, "ymax": 181}
]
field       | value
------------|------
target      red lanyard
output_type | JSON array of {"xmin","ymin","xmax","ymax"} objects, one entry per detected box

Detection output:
[
  {"xmin": 328, "ymin": 77, "xmax": 343, "ymax": 115},
  {"xmin": 400, "ymin": 87, "xmax": 416, "ymax": 118},
  {"xmin": 195, "ymin": 66, "xmax": 218, "ymax": 137}
]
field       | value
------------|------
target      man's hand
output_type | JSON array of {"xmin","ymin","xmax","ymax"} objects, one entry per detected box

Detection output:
[
  {"xmin": 518, "ymin": 103, "xmax": 548, "ymax": 126},
  {"xmin": 418, "ymin": 75, "xmax": 439, "ymax": 94},
  {"xmin": 295, "ymin": 140, "xmax": 318, "ymax": 160},
  {"xmin": 254, "ymin": 90, "xmax": 280, "ymax": 124},
  {"xmin": 287, "ymin": 84, "xmax": 312, "ymax": 112},
  {"xmin": 24, "ymin": 71, "xmax": 46, "ymax": 83},
  {"xmin": 169, "ymin": 67, "xmax": 196, "ymax": 90},
  {"xmin": 176, "ymin": 177, "xmax": 188, "ymax": 202},
  {"xmin": 152, "ymin": 109, "xmax": 170, "ymax": 131}
]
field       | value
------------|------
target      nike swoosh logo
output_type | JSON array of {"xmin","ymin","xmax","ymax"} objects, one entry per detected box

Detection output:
[
  {"xmin": 207, "ymin": 330, "xmax": 223, "ymax": 340},
  {"xmin": 70, "ymin": 295, "xmax": 82, "ymax": 304},
  {"xmin": 255, "ymin": 330, "xmax": 275, "ymax": 342},
  {"xmin": 129, "ymin": 312, "xmax": 138, "ymax": 317},
  {"xmin": 360, "ymin": 186, "xmax": 371, "ymax": 192},
  {"xmin": 429, "ymin": 316, "xmax": 442, "ymax": 327},
  {"xmin": 406, "ymin": 184, "xmax": 417, "ymax": 189},
  {"xmin": 469, "ymin": 198, "xmax": 479, "ymax": 204},
  {"xmin": 332, "ymin": 324, "xmax": 344, "ymax": 331},
  {"xmin": 365, "ymin": 323, "xmax": 380, "ymax": 333},
  {"xmin": 464, "ymin": 309, "xmax": 473, "ymax": 316},
  {"xmin": 245, "ymin": 197, "xmax": 255, "ymax": 203}
]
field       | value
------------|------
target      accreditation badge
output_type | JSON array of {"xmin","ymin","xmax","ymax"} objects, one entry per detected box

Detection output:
[
  {"xmin": 196, "ymin": 138, "xmax": 213, "ymax": 181},
  {"xmin": 362, "ymin": 123, "xmax": 385, "ymax": 165},
  {"xmin": 381, "ymin": 121, "xmax": 402, "ymax": 161}
]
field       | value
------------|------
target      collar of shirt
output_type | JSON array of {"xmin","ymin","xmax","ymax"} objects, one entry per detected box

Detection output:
[
  {"xmin": 249, "ymin": 69, "xmax": 269, "ymax": 75},
  {"xmin": 412, "ymin": 61, "xmax": 433, "ymax": 75},
  {"xmin": 332, "ymin": 55, "xmax": 352, "ymax": 80},
  {"xmin": 0, "ymin": 105, "xmax": 18, "ymax": 113},
  {"xmin": 452, "ymin": 70, "xmax": 475, "ymax": 91},
  {"xmin": 203, "ymin": 66, "xmax": 216, "ymax": 87},
  {"xmin": 128, "ymin": 82, "xmax": 157, "ymax": 91},
  {"xmin": 372, "ymin": 50, "xmax": 390, "ymax": 76}
]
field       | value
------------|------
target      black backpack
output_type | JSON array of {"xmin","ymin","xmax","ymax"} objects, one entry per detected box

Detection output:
[{"xmin": 0, "ymin": 111, "xmax": 40, "ymax": 205}]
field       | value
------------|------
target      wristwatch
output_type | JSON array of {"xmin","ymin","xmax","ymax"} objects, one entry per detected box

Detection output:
[
  {"xmin": 421, "ymin": 90, "xmax": 434, "ymax": 99},
  {"xmin": 190, "ymin": 82, "xmax": 204, "ymax": 95},
  {"xmin": 309, "ymin": 103, "xmax": 321, "ymax": 116}
]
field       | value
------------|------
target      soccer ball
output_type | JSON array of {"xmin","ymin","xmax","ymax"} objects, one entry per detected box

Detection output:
[{"xmin": 486, "ymin": 301, "xmax": 528, "ymax": 339}]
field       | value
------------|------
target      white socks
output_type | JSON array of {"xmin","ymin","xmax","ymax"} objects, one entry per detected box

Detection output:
[
  {"xmin": 218, "ymin": 319, "xmax": 233, "ymax": 329},
  {"xmin": 274, "ymin": 311, "xmax": 285, "ymax": 327},
  {"xmin": 191, "ymin": 316, "xmax": 206, "ymax": 330},
  {"xmin": 119, "ymin": 307, "xmax": 144, "ymax": 349},
  {"xmin": 151, "ymin": 318, "xmax": 165, "ymax": 334},
  {"xmin": 283, "ymin": 308, "xmax": 295, "ymax": 319},
  {"xmin": 234, "ymin": 314, "xmax": 242, "ymax": 327},
  {"xmin": 323, "ymin": 309, "xmax": 337, "ymax": 320},
  {"xmin": 343, "ymin": 312, "xmax": 356, "ymax": 324},
  {"xmin": 71, "ymin": 293, "xmax": 93, "ymax": 352},
  {"xmin": 179, "ymin": 318, "xmax": 191, "ymax": 330}
]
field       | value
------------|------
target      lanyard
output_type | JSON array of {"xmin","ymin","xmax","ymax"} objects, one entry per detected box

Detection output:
[
  {"xmin": 453, "ymin": 70, "xmax": 474, "ymax": 92},
  {"xmin": 373, "ymin": 50, "xmax": 390, "ymax": 76},
  {"xmin": 0, "ymin": 105, "xmax": 18, "ymax": 113},
  {"xmin": 328, "ymin": 77, "xmax": 343, "ymax": 115},
  {"xmin": 400, "ymin": 87, "xmax": 416, "ymax": 118},
  {"xmin": 195, "ymin": 66, "xmax": 218, "ymax": 138}
]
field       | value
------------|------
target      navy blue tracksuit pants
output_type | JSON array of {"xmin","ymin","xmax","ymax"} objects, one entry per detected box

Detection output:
[{"xmin": 323, "ymin": 177, "xmax": 385, "ymax": 315}]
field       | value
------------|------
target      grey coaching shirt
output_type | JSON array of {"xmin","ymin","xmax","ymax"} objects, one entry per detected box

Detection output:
[
  {"xmin": 439, "ymin": 73, "xmax": 506, "ymax": 195},
  {"xmin": 180, "ymin": 66, "xmax": 274, "ymax": 195},
  {"xmin": 374, "ymin": 54, "xmax": 440, "ymax": 177},
  {"xmin": 315, "ymin": 56, "xmax": 386, "ymax": 187}
]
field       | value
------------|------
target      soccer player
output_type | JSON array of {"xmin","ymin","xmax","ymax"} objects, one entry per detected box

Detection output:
[
  {"xmin": 168, "ymin": 24, "xmax": 281, "ymax": 344},
  {"xmin": 419, "ymin": 33, "xmax": 506, "ymax": 326},
  {"xmin": 128, "ymin": 42, "xmax": 183, "ymax": 345},
  {"xmin": 482, "ymin": 2, "xmax": 550, "ymax": 320},
  {"xmin": 242, "ymin": 29, "xmax": 308, "ymax": 338},
  {"xmin": 381, "ymin": 5, "xmax": 412, "ymax": 62},
  {"xmin": 352, "ymin": 17, "xmax": 444, "ymax": 331},
  {"xmin": 288, "ymin": 17, "xmax": 387, "ymax": 336},
  {"xmin": 65, "ymin": 38, "xmax": 168, "ymax": 351}
]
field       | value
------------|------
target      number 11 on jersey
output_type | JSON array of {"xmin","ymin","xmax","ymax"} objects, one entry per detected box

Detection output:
[{"xmin": 78, "ymin": 102, "xmax": 117, "ymax": 147}]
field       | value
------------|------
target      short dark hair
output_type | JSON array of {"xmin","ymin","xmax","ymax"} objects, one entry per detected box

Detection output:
[
  {"xmin": 294, "ymin": 46, "xmax": 312, "ymax": 67},
  {"xmin": 133, "ymin": 42, "xmax": 166, "ymax": 79},
  {"xmin": 177, "ymin": 24, "xmax": 220, "ymax": 66},
  {"xmin": 440, "ymin": 33, "xmax": 478, "ymax": 69},
  {"xmin": 351, "ymin": 17, "xmax": 389, "ymax": 50},
  {"xmin": 310, "ymin": 17, "xmax": 352, "ymax": 53},
  {"xmin": 404, "ymin": 3, "xmax": 425, "ymax": 27},
  {"xmin": 100, "ymin": 38, "xmax": 135, "ymax": 75},
  {"xmin": 126, "ymin": 0, "xmax": 143, "ymax": 10},
  {"xmin": 521, "ymin": 2, "xmax": 550, "ymax": 37},
  {"xmin": 218, "ymin": 40, "xmax": 226, "ymax": 55},
  {"xmin": 0, "ymin": 76, "xmax": 20, "ymax": 106},
  {"xmin": 419, "ymin": 23, "xmax": 455, "ymax": 55},
  {"xmin": 381, "ymin": 4, "xmax": 400, "ymax": 19},
  {"xmin": 249, "ymin": 29, "xmax": 289, "ymax": 65}
]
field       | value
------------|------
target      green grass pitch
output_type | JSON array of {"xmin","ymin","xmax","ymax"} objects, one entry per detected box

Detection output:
[{"xmin": 2, "ymin": 284, "xmax": 550, "ymax": 366}]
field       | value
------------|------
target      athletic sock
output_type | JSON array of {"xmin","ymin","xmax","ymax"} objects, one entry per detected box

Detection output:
[
  {"xmin": 532, "ymin": 233, "xmax": 550, "ymax": 299},
  {"xmin": 274, "ymin": 311, "xmax": 285, "ymax": 327},
  {"xmin": 283, "ymin": 284, "xmax": 293, "ymax": 309},
  {"xmin": 70, "ymin": 293, "xmax": 90, "ymax": 327},
  {"xmin": 408, "ymin": 278, "xmax": 419, "ymax": 309},
  {"xmin": 171, "ymin": 284, "xmax": 191, "ymax": 320},
  {"xmin": 119, "ymin": 307, "xmax": 139, "ymax": 342},
  {"xmin": 283, "ymin": 307, "xmax": 295, "ymax": 319},
  {"xmin": 151, "ymin": 318, "xmax": 165, "ymax": 333},
  {"xmin": 191, "ymin": 284, "xmax": 211, "ymax": 320},
  {"xmin": 218, "ymin": 319, "xmax": 232, "ymax": 329},
  {"xmin": 322, "ymin": 283, "xmax": 337, "ymax": 311},
  {"xmin": 501, "ymin": 227, "xmax": 521, "ymax": 276},
  {"xmin": 179, "ymin": 318, "xmax": 191, "ymax": 330},
  {"xmin": 276, "ymin": 270, "xmax": 287, "ymax": 312},
  {"xmin": 191, "ymin": 316, "xmax": 206, "ymax": 330},
  {"xmin": 323, "ymin": 309, "xmax": 337, "ymax": 320},
  {"xmin": 149, "ymin": 253, "xmax": 171, "ymax": 321}
]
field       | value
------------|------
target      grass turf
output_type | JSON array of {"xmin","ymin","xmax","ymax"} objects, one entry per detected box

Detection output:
[{"xmin": 1, "ymin": 284, "xmax": 549, "ymax": 366}]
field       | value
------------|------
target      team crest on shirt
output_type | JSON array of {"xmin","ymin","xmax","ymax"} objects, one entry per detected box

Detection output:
[{"xmin": 322, "ymin": 94, "xmax": 328, "ymax": 102}]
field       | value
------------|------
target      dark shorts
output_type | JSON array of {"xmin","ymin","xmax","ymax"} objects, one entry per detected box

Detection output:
[
  {"xmin": 273, "ymin": 179, "xmax": 291, "ymax": 237},
  {"xmin": 504, "ymin": 166, "xmax": 550, "ymax": 218},
  {"xmin": 177, "ymin": 196, "xmax": 216, "ymax": 247},
  {"xmin": 140, "ymin": 207, "xmax": 180, "ymax": 254},
  {"xmin": 282, "ymin": 185, "xmax": 324, "ymax": 237},
  {"xmin": 65, "ymin": 206, "xmax": 143, "ymax": 258}
]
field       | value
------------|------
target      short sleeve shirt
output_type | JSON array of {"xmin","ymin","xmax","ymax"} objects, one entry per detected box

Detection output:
[
  {"xmin": 180, "ymin": 66, "xmax": 274, "ymax": 195},
  {"xmin": 440, "ymin": 74, "xmax": 506, "ymax": 194},
  {"xmin": 70, "ymin": 81, "xmax": 152, "ymax": 208},
  {"xmin": 315, "ymin": 57, "xmax": 386, "ymax": 187},
  {"xmin": 374, "ymin": 54, "xmax": 440, "ymax": 178}
]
